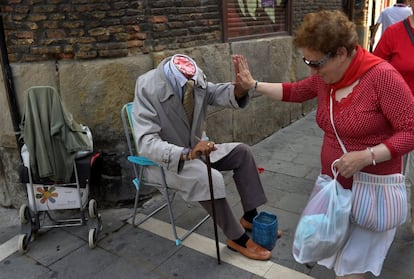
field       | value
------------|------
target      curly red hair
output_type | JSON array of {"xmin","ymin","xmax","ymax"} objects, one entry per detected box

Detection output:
[{"xmin": 293, "ymin": 10, "xmax": 359, "ymax": 56}]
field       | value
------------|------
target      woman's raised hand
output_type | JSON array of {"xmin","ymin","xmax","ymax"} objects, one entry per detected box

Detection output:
[{"xmin": 232, "ymin": 55, "xmax": 256, "ymax": 91}]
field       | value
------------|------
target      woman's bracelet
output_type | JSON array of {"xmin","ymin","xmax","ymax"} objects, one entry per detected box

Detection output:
[
  {"xmin": 367, "ymin": 147, "xmax": 376, "ymax": 166},
  {"xmin": 253, "ymin": 80, "xmax": 258, "ymax": 94}
]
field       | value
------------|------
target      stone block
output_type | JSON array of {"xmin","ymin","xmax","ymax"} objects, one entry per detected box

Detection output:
[
  {"xmin": 2, "ymin": 39, "xmax": 316, "ymax": 207},
  {"xmin": 58, "ymin": 55, "xmax": 153, "ymax": 148},
  {"xmin": 10, "ymin": 61, "xmax": 58, "ymax": 114},
  {"xmin": 205, "ymin": 108, "xmax": 234, "ymax": 144}
]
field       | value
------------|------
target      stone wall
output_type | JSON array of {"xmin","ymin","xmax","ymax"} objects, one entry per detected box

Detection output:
[
  {"xmin": 1, "ymin": 0, "xmax": 345, "ymax": 63},
  {"xmin": 0, "ymin": 37, "xmax": 314, "ymax": 208},
  {"xmin": 291, "ymin": 0, "xmax": 343, "ymax": 31},
  {"xmin": 2, "ymin": 0, "xmax": 146, "ymax": 62},
  {"xmin": 1, "ymin": 0, "xmax": 224, "ymax": 62},
  {"xmin": 0, "ymin": 0, "xmax": 353, "ymax": 208}
]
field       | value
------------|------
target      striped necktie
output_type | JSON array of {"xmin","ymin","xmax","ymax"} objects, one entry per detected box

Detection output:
[{"xmin": 183, "ymin": 79, "xmax": 195, "ymax": 124}]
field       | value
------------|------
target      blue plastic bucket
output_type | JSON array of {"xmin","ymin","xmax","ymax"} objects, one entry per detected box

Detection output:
[{"xmin": 252, "ymin": 211, "xmax": 278, "ymax": 251}]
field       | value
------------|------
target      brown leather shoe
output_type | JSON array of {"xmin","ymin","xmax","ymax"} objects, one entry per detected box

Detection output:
[
  {"xmin": 227, "ymin": 239, "xmax": 272, "ymax": 260},
  {"xmin": 240, "ymin": 217, "xmax": 253, "ymax": 230},
  {"xmin": 240, "ymin": 217, "xmax": 283, "ymax": 238}
]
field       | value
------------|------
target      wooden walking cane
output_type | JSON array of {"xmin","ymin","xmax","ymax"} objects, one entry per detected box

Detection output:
[{"xmin": 205, "ymin": 154, "xmax": 221, "ymax": 264}]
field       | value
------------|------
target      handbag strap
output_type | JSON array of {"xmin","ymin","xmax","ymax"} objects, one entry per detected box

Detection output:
[
  {"xmin": 329, "ymin": 89, "xmax": 348, "ymax": 154},
  {"xmin": 403, "ymin": 18, "xmax": 414, "ymax": 46},
  {"xmin": 329, "ymin": 89, "xmax": 404, "ymax": 173}
]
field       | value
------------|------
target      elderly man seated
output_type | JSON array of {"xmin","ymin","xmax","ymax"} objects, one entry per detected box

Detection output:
[{"xmin": 131, "ymin": 53, "xmax": 281, "ymax": 261}]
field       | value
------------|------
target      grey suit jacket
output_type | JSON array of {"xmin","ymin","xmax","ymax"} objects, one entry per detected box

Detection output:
[{"xmin": 132, "ymin": 57, "xmax": 249, "ymax": 201}]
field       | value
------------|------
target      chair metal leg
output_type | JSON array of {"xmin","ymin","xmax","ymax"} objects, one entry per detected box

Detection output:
[
  {"xmin": 132, "ymin": 181, "xmax": 140, "ymax": 226},
  {"xmin": 177, "ymin": 214, "xmax": 210, "ymax": 245},
  {"xmin": 160, "ymin": 167, "xmax": 210, "ymax": 245},
  {"xmin": 130, "ymin": 169, "xmax": 210, "ymax": 245},
  {"xmin": 133, "ymin": 202, "xmax": 169, "ymax": 227},
  {"xmin": 160, "ymin": 167, "xmax": 181, "ymax": 245},
  {"xmin": 162, "ymin": 188, "xmax": 210, "ymax": 246},
  {"xmin": 131, "ymin": 169, "xmax": 142, "ymax": 226},
  {"xmin": 122, "ymin": 103, "xmax": 210, "ymax": 246}
]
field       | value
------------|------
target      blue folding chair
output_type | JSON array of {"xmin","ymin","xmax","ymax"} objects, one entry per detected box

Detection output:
[{"xmin": 121, "ymin": 102, "xmax": 209, "ymax": 246}]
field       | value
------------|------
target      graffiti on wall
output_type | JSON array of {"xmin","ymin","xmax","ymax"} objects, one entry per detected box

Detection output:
[
  {"xmin": 227, "ymin": 0, "xmax": 287, "ymax": 38},
  {"xmin": 237, "ymin": 0, "xmax": 284, "ymax": 23}
]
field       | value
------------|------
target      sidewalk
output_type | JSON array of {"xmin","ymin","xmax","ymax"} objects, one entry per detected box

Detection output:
[{"xmin": 1, "ymin": 111, "xmax": 413, "ymax": 279}]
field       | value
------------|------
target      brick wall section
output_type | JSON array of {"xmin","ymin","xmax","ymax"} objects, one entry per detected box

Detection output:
[
  {"xmin": 141, "ymin": 0, "xmax": 222, "ymax": 52},
  {"xmin": 291, "ymin": 0, "xmax": 343, "ymax": 31},
  {"xmin": 1, "ymin": 0, "xmax": 223, "ymax": 62},
  {"xmin": 2, "ymin": 0, "xmax": 147, "ymax": 62},
  {"xmin": 1, "ymin": 0, "xmax": 347, "ymax": 63}
]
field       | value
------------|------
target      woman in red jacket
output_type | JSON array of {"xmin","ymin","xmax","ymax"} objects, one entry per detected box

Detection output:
[{"xmin": 235, "ymin": 10, "xmax": 414, "ymax": 279}]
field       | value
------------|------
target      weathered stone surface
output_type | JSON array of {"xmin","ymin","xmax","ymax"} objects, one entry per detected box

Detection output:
[
  {"xmin": 0, "ymin": 78, "xmax": 17, "ymax": 150},
  {"xmin": 10, "ymin": 62, "xmax": 58, "ymax": 115},
  {"xmin": 205, "ymin": 108, "xmax": 234, "ymax": 144},
  {"xmin": 58, "ymin": 55, "xmax": 153, "ymax": 147},
  {"xmin": 0, "ymin": 37, "xmax": 316, "ymax": 207},
  {"xmin": 0, "ymin": 147, "xmax": 26, "ymax": 208}
]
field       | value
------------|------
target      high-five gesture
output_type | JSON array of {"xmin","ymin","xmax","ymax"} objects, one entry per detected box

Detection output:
[
  {"xmin": 231, "ymin": 54, "xmax": 250, "ymax": 99},
  {"xmin": 232, "ymin": 54, "xmax": 283, "ymax": 101},
  {"xmin": 233, "ymin": 55, "xmax": 255, "ymax": 91}
]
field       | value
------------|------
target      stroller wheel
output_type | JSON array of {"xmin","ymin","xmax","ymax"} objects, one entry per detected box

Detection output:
[
  {"xmin": 88, "ymin": 199, "xmax": 98, "ymax": 219},
  {"xmin": 19, "ymin": 204, "xmax": 30, "ymax": 224},
  {"xmin": 18, "ymin": 234, "xmax": 30, "ymax": 254},
  {"xmin": 88, "ymin": 228, "xmax": 97, "ymax": 248}
]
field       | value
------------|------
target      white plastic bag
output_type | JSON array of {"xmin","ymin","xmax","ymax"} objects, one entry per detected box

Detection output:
[{"xmin": 293, "ymin": 160, "xmax": 352, "ymax": 264}]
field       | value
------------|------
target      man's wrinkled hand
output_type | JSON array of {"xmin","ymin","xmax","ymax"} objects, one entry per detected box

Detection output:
[{"xmin": 191, "ymin": 140, "xmax": 217, "ymax": 159}]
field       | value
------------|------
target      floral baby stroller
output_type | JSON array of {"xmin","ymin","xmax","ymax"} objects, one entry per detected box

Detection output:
[{"xmin": 17, "ymin": 86, "xmax": 102, "ymax": 253}]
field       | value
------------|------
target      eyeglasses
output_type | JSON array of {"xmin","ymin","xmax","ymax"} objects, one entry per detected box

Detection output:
[{"xmin": 302, "ymin": 52, "xmax": 332, "ymax": 69}]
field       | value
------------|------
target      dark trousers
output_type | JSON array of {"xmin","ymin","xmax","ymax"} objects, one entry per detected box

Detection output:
[{"xmin": 199, "ymin": 144, "xmax": 267, "ymax": 240}]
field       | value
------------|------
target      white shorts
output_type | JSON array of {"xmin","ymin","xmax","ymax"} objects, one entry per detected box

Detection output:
[{"xmin": 318, "ymin": 223, "xmax": 396, "ymax": 276}]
